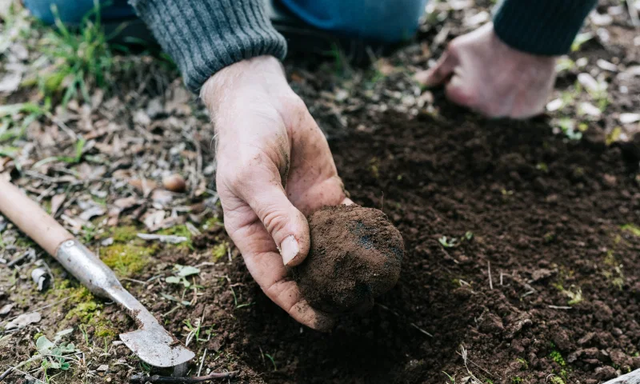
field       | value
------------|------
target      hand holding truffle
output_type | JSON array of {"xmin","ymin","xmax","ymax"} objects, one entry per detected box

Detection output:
[{"xmin": 201, "ymin": 56, "xmax": 351, "ymax": 330}]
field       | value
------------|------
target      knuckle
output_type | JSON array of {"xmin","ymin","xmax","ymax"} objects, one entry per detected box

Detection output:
[
  {"xmin": 446, "ymin": 40, "xmax": 460, "ymax": 55},
  {"xmin": 260, "ymin": 207, "xmax": 289, "ymax": 235}
]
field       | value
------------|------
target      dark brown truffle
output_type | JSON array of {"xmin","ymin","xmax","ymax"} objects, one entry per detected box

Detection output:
[{"xmin": 295, "ymin": 205, "xmax": 404, "ymax": 314}]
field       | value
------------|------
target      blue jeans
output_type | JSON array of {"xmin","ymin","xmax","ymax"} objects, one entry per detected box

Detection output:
[{"xmin": 24, "ymin": 0, "xmax": 427, "ymax": 43}]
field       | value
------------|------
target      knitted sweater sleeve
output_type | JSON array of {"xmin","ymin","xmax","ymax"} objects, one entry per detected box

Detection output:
[
  {"xmin": 129, "ymin": 0, "xmax": 287, "ymax": 92},
  {"xmin": 493, "ymin": 0, "xmax": 598, "ymax": 56}
]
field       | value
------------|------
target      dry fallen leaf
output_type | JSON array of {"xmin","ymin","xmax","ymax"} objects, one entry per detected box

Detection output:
[{"xmin": 50, "ymin": 194, "xmax": 66, "ymax": 216}]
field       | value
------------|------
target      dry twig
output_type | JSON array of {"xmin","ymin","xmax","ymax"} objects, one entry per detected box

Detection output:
[{"xmin": 129, "ymin": 371, "xmax": 236, "ymax": 383}]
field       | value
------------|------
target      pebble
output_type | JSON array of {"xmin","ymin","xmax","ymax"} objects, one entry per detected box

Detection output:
[
  {"xmin": 0, "ymin": 303, "xmax": 13, "ymax": 316},
  {"xmin": 162, "ymin": 174, "xmax": 187, "ymax": 193}
]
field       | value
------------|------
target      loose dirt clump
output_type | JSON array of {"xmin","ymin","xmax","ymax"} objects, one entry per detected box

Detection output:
[{"xmin": 295, "ymin": 205, "xmax": 404, "ymax": 314}]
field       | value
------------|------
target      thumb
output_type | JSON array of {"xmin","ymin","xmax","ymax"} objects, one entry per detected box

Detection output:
[
  {"xmin": 415, "ymin": 50, "xmax": 459, "ymax": 88},
  {"xmin": 244, "ymin": 184, "xmax": 310, "ymax": 267}
]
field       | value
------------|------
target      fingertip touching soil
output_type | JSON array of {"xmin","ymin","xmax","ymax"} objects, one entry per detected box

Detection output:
[{"xmin": 295, "ymin": 205, "xmax": 404, "ymax": 314}]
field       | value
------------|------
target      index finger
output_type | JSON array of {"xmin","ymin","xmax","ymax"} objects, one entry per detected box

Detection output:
[
  {"xmin": 415, "ymin": 50, "xmax": 459, "ymax": 87},
  {"xmin": 227, "ymin": 214, "xmax": 335, "ymax": 331}
]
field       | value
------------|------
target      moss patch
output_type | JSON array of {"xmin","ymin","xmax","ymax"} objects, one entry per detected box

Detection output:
[
  {"xmin": 622, "ymin": 224, "xmax": 640, "ymax": 237},
  {"xmin": 108, "ymin": 225, "xmax": 140, "ymax": 243},
  {"xmin": 158, "ymin": 224, "xmax": 193, "ymax": 249},
  {"xmin": 94, "ymin": 319, "xmax": 118, "ymax": 340},
  {"xmin": 201, "ymin": 216, "xmax": 221, "ymax": 231},
  {"xmin": 211, "ymin": 242, "xmax": 228, "ymax": 261},
  {"xmin": 67, "ymin": 301, "xmax": 100, "ymax": 323},
  {"xmin": 101, "ymin": 243, "xmax": 152, "ymax": 277},
  {"xmin": 550, "ymin": 350, "xmax": 566, "ymax": 366}
]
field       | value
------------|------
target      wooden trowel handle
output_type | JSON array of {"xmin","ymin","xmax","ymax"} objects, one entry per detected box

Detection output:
[{"xmin": 0, "ymin": 179, "xmax": 74, "ymax": 256}]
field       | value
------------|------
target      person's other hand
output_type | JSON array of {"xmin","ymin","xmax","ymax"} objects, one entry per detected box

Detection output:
[
  {"xmin": 201, "ymin": 56, "xmax": 350, "ymax": 331},
  {"xmin": 415, "ymin": 23, "xmax": 557, "ymax": 119}
]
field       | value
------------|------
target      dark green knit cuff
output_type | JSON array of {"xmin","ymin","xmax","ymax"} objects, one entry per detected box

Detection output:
[
  {"xmin": 129, "ymin": 0, "xmax": 287, "ymax": 93},
  {"xmin": 493, "ymin": 0, "xmax": 597, "ymax": 56}
]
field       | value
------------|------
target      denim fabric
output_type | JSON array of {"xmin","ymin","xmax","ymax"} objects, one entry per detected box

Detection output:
[
  {"xmin": 279, "ymin": 0, "xmax": 428, "ymax": 42},
  {"xmin": 24, "ymin": 0, "xmax": 426, "ymax": 42},
  {"xmin": 23, "ymin": 0, "xmax": 136, "ymax": 24}
]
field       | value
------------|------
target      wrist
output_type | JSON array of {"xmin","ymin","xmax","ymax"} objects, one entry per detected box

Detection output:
[{"xmin": 201, "ymin": 56, "xmax": 287, "ymax": 115}]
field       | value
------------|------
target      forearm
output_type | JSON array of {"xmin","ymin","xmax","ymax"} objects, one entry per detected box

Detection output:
[
  {"xmin": 129, "ymin": 0, "xmax": 287, "ymax": 92},
  {"xmin": 493, "ymin": 0, "xmax": 598, "ymax": 56}
]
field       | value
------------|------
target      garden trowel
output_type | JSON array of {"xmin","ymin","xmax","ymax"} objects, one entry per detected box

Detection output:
[{"xmin": 0, "ymin": 179, "xmax": 194, "ymax": 369}]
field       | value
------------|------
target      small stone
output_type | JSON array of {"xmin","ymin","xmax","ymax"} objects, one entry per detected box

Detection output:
[
  {"xmin": 162, "ymin": 174, "xmax": 187, "ymax": 193},
  {"xmin": 0, "ymin": 303, "xmax": 13, "ymax": 316},
  {"xmin": 603, "ymin": 174, "xmax": 617, "ymax": 187},
  {"xmin": 620, "ymin": 113, "xmax": 640, "ymax": 124},
  {"xmin": 97, "ymin": 364, "xmax": 109, "ymax": 372},
  {"xmin": 5, "ymin": 312, "xmax": 41, "ymax": 330}
]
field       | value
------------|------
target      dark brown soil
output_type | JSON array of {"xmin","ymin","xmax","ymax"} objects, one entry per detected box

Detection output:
[
  {"xmin": 295, "ymin": 205, "xmax": 404, "ymax": 314},
  {"xmin": 2, "ymin": 2, "xmax": 639, "ymax": 383},
  {"xmin": 204, "ymin": 106, "xmax": 640, "ymax": 384}
]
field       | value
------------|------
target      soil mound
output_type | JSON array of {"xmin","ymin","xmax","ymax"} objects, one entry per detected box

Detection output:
[{"xmin": 295, "ymin": 205, "xmax": 404, "ymax": 314}]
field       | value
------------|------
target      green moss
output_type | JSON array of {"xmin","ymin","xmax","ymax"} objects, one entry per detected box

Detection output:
[
  {"xmin": 511, "ymin": 378, "xmax": 523, "ymax": 384},
  {"xmin": 53, "ymin": 281, "xmax": 93, "ymax": 304},
  {"xmin": 94, "ymin": 319, "xmax": 117, "ymax": 340},
  {"xmin": 622, "ymin": 224, "xmax": 640, "ymax": 237},
  {"xmin": 516, "ymin": 358, "xmax": 528, "ymax": 370},
  {"xmin": 101, "ymin": 243, "xmax": 152, "ymax": 277},
  {"xmin": 550, "ymin": 377, "xmax": 565, "ymax": 384},
  {"xmin": 67, "ymin": 301, "xmax": 100, "ymax": 322},
  {"xmin": 109, "ymin": 226, "xmax": 140, "ymax": 243},
  {"xmin": 51, "ymin": 281, "xmax": 103, "ymax": 322},
  {"xmin": 201, "ymin": 216, "xmax": 221, "ymax": 231},
  {"xmin": 211, "ymin": 242, "xmax": 228, "ymax": 261},
  {"xmin": 158, "ymin": 224, "xmax": 193, "ymax": 249},
  {"xmin": 550, "ymin": 350, "xmax": 566, "ymax": 366}
]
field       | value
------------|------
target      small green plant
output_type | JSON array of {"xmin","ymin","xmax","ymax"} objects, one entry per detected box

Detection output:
[
  {"xmin": 511, "ymin": 377, "xmax": 523, "ymax": 384},
  {"xmin": 571, "ymin": 32, "xmax": 593, "ymax": 52},
  {"xmin": 211, "ymin": 242, "xmax": 228, "ymax": 261},
  {"xmin": 550, "ymin": 350, "xmax": 566, "ymax": 366},
  {"xmin": 516, "ymin": 358, "xmax": 528, "ymax": 370},
  {"xmin": 0, "ymin": 103, "xmax": 50, "ymax": 169},
  {"xmin": 35, "ymin": 328, "xmax": 77, "ymax": 376},
  {"xmin": 536, "ymin": 163, "xmax": 549, "ymax": 173},
  {"xmin": 622, "ymin": 224, "xmax": 640, "ymax": 237},
  {"xmin": 265, "ymin": 353, "xmax": 277, "ymax": 371},
  {"xmin": 555, "ymin": 118, "xmax": 582, "ymax": 141},
  {"xmin": 165, "ymin": 264, "xmax": 201, "ymax": 288},
  {"xmin": 184, "ymin": 319, "xmax": 208, "ymax": 346},
  {"xmin": 81, "ymin": 224, "xmax": 97, "ymax": 244},
  {"xmin": 565, "ymin": 287, "xmax": 583, "ymax": 306},
  {"xmin": 34, "ymin": 137, "xmax": 87, "ymax": 167},
  {"xmin": 439, "ymin": 232, "xmax": 474, "ymax": 248},
  {"xmin": 549, "ymin": 376, "xmax": 565, "ymax": 384},
  {"xmin": 443, "ymin": 371, "xmax": 456, "ymax": 383},
  {"xmin": 39, "ymin": 1, "xmax": 115, "ymax": 105},
  {"xmin": 439, "ymin": 236, "xmax": 458, "ymax": 248}
]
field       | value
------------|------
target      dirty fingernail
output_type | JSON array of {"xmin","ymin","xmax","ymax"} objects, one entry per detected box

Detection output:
[{"xmin": 281, "ymin": 235, "xmax": 299, "ymax": 266}]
